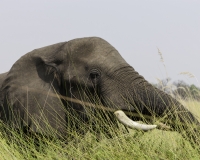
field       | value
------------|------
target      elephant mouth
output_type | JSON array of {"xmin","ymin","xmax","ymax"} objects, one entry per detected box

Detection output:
[{"xmin": 114, "ymin": 110, "xmax": 157, "ymax": 131}]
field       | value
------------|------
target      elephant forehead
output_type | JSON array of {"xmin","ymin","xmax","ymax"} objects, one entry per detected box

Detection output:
[
  {"xmin": 95, "ymin": 52, "xmax": 126, "ymax": 68},
  {"xmin": 67, "ymin": 37, "xmax": 125, "ymax": 60},
  {"xmin": 69, "ymin": 53, "xmax": 127, "ymax": 74},
  {"xmin": 71, "ymin": 47, "xmax": 127, "ymax": 68}
]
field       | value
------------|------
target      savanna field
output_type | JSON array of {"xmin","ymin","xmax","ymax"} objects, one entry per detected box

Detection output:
[
  {"xmin": 1, "ymin": 1, "xmax": 200, "ymax": 160},
  {"xmin": 1, "ymin": 53, "xmax": 200, "ymax": 160},
  {"xmin": 0, "ymin": 93, "xmax": 200, "ymax": 160}
]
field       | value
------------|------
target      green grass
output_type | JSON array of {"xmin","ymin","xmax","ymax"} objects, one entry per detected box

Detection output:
[
  {"xmin": 0, "ymin": 98, "xmax": 200, "ymax": 160},
  {"xmin": 0, "ymin": 125, "xmax": 199, "ymax": 159}
]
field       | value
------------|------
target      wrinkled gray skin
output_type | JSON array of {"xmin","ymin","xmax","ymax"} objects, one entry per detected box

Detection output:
[
  {"xmin": 0, "ymin": 37, "xmax": 199, "ymax": 136},
  {"xmin": 0, "ymin": 72, "xmax": 7, "ymax": 88}
]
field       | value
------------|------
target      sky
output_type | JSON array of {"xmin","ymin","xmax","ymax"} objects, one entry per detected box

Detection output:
[{"xmin": 0, "ymin": 1, "xmax": 200, "ymax": 86}]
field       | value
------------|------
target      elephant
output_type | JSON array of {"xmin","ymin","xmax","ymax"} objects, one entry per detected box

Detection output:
[
  {"xmin": 0, "ymin": 72, "xmax": 7, "ymax": 88},
  {"xmin": 0, "ymin": 37, "xmax": 199, "ymax": 139}
]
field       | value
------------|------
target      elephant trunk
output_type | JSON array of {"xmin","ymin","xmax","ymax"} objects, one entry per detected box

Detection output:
[
  {"xmin": 105, "ymin": 65, "xmax": 199, "ymax": 128},
  {"xmin": 128, "ymin": 70, "xmax": 200, "ymax": 128}
]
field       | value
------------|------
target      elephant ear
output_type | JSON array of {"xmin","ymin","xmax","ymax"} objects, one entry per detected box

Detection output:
[
  {"xmin": 0, "ymin": 42, "xmax": 68, "ymax": 135},
  {"xmin": 35, "ymin": 55, "xmax": 63, "ymax": 87}
]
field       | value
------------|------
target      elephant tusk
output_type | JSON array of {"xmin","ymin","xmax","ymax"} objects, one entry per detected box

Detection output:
[{"xmin": 114, "ymin": 110, "xmax": 157, "ymax": 131}]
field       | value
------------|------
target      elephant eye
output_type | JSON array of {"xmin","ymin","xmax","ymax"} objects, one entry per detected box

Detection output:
[{"xmin": 89, "ymin": 69, "xmax": 101, "ymax": 84}]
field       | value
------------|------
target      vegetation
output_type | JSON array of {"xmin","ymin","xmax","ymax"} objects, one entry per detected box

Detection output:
[
  {"xmin": 1, "ymin": 50, "xmax": 200, "ymax": 159},
  {"xmin": 0, "ymin": 94, "xmax": 200, "ymax": 160},
  {"xmin": 154, "ymin": 78, "xmax": 200, "ymax": 100}
]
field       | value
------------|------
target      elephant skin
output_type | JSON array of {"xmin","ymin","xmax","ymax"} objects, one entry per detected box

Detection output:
[
  {"xmin": 0, "ymin": 37, "xmax": 199, "ymax": 137},
  {"xmin": 0, "ymin": 72, "xmax": 7, "ymax": 88}
]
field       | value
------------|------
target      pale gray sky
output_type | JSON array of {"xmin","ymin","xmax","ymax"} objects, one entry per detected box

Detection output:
[{"xmin": 0, "ymin": 1, "xmax": 200, "ymax": 85}]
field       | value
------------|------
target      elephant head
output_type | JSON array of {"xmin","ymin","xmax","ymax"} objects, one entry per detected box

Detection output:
[
  {"xmin": 0, "ymin": 37, "xmax": 199, "ymax": 137},
  {"xmin": 0, "ymin": 72, "xmax": 7, "ymax": 88}
]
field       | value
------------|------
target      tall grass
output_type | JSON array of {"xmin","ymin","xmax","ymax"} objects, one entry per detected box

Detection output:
[
  {"xmin": 1, "ymin": 50, "xmax": 200, "ymax": 159},
  {"xmin": 0, "ymin": 94, "xmax": 200, "ymax": 160}
]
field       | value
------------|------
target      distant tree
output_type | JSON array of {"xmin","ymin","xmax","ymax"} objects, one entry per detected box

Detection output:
[
  {"xmin": 188, "ymin": 84, "xmax": 200, "ymax": 100},
  {"xmin": 173, "ymin": 80, "xmax": 190, "ymax": 99},
  {"xmin": 153, "ymin": 77, "xmax": 175, "ymax": 95},
  {"xmin": 153, "ymin": 79, "xmax": 200, "ymax": 101},
  {"xmin": 173, "ymin": 80, "xmax": 200, "ymax": 100}
]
